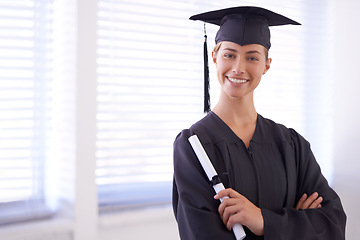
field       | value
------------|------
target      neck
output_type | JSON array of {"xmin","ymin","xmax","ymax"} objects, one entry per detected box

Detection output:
[{"xmin": 212, "ymin": 93, "xmax": 257, "ymax": 125}]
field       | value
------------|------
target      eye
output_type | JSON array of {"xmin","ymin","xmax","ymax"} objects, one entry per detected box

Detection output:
[
  {"xmin": 223, "ymin": 53, "xmax": 235, "ymax": 59},
  {"xmin": 248, "ymin": 56, "xmax": 259, "ymax": 61}
]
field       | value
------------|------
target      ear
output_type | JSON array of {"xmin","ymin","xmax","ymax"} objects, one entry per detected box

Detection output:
[
  {"xmin": 212, "ymin": 51, "xmax": 217, "ymax": 65},
  {"xmin": 263, "ymin": 58, "xmax": 272, "ymax": 75}
]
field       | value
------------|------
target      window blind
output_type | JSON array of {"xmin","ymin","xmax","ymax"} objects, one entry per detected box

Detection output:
[
  {"xmin": 96, "ymin": 0, "xmax": 332, "ymax": 210},
  {"xmin": 96, "ymin": 0, "xmax": 205, "ymax": 210},
  {"xmin": 0, "ymin": 0, "xmax": 53, "ymax": 223}
]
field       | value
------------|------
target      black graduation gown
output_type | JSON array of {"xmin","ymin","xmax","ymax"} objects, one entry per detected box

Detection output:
[{"xmin": 172, "ymin": 112, "xmax": 346, "ymax": 240}]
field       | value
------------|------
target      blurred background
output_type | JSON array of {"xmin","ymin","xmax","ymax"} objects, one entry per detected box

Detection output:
[{"xmin": 0, "ymin": 0, "xmax": 359, "ymax": 239}]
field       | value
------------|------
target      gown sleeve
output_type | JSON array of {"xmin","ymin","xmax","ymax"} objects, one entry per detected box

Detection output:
[
  {"xmin": 261, "ymin": 129, "xmax": 346, "ymax": 240},
  {"xmin": 172, "ymin": 129, "xmax": 237, "ymax": 240}
]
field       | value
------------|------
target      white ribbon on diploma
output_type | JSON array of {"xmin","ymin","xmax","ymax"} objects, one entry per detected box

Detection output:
[{"xmin": 188, "ymin": 135, "xmax": 246, "ymax": 240}]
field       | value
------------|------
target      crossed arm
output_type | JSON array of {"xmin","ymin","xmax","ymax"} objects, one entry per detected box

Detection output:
[{"xmin": 214, "ymin": 188, "xmax": 323, "ymax": 236}]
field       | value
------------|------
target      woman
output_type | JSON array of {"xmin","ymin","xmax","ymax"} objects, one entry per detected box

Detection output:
[{"xmin": 172, "ymin": 6, "xmax": 346, "ymax": 240}]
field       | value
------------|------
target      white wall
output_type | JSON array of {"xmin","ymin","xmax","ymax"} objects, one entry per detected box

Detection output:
[
  {"xmin": 98, "ymin": 207, "xmax": 179, "ymax": 240},
  {"xmin": 0, "ymin": 207, "xmax": 180, "ymax": 240},
  {"xmin": 331, "ymin": 0, "xmax": 360, "ymax": 239}
]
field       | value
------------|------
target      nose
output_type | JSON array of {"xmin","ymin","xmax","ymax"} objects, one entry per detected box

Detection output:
[{"xmin": 232, "ymin": 58, "xmax": 245, "ymax": 74}]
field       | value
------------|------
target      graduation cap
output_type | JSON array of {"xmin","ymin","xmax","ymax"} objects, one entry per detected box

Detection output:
[{"xmin": 189, "ymin": 6, "xmax": 301, "ymax": 112}]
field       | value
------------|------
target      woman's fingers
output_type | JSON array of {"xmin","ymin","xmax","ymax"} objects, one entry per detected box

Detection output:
[
  {"xmin": 214, "ymin": 188, "xmax": 264, "ymax": 236},
  {"xmin": 214, "ymin": 188, "xmax": 240, "ymax": 200},
  {"xmin": 296, "ymin": 192, "xmax": 323, "ymax": 210},
  {"xmin": 309, "ymin": 196, "xmax": 323, "ymax": 208},
  {"xmin": 295, "ymin": 193, "xmax": 308, "ymax": 210}
]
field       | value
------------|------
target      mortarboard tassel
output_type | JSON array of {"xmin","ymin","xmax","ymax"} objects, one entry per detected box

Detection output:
[{"xmin": 203, "ymin": 23, "xmax": 210, "ymax": 113}]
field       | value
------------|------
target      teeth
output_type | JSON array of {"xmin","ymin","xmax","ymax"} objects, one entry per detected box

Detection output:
[{"xmin": 228, "ymin": 77, "xmax": 248, "ymax": 84}]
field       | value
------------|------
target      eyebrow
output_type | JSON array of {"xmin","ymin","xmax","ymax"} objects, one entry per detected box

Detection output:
[
  {"xmin": 223, "ymin": 48, "xmax": 237, "ymax": 52},
  {"xmin": 246, "ymin": 50, "xmax": 262, "ymax": 55},
  {"xmin": 222, "ymin": 48, "xmax": 262, "ymax": 55}
]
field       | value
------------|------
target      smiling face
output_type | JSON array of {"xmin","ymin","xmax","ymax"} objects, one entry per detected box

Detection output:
[{"xmin": 212, "ymin": 41, "xmax": 271, "ymax": 101}]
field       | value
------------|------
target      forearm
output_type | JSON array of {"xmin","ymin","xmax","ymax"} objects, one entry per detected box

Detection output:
[{"xmin": 261, "ymin": 205, "xmax": 346, "ymax": 240}]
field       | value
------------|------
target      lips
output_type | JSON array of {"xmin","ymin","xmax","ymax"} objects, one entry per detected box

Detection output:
[{"xmin": 227, "ymin": 76, "xmax": 249, "ymax": 84}]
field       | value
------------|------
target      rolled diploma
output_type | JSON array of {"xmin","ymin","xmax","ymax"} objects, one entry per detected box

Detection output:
[{"xmin": 188, "ymin": 135, "xmax": 246, "ymax": 240}]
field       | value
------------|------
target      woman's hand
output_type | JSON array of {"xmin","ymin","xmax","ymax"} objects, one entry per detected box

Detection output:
[
  {"xmin": 295, "ymin": 192, "xmax": 323, "ymax": 210},
  {"xmin": 214, "ymin": 188, "xmax": 264, "ymax": 236}
]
